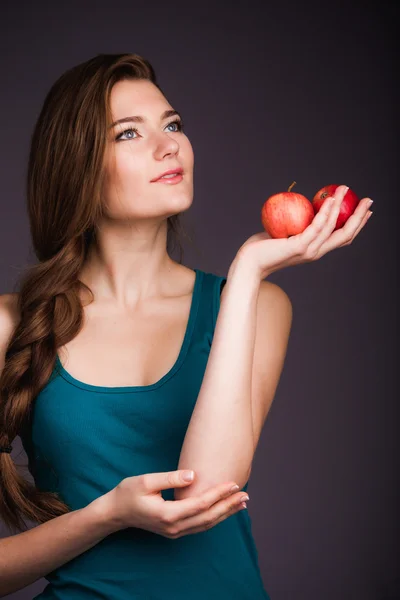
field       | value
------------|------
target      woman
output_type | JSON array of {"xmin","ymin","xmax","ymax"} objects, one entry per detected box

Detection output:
[{"xmin": 0, "ymin": 53, "xmax": 372, "ymax": 598}]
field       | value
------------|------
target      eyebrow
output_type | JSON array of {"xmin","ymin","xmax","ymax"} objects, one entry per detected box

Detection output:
[{"xmin": 109, "ymin": 109, "xmax": 181, "ymax": 129}]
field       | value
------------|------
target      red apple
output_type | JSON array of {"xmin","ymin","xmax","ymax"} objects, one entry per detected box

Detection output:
[
  {"xmin": 261, "ymin": 181, "xmax": 314, "ymax": 238},
  {"xmin": 312, "ymin": 184, "xmax": 360, "ymax": 230}
]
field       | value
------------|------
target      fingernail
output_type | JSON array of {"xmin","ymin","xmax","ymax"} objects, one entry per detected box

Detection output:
[
  {"xmin": 368, "ymin": 199, "xmax": 374, "ymax": 207},
  {"xmin": 183, "ymin": 471, "xmax": 194, "ymax": 481},
  {"xmin": 344, "ymin": 186, "xmax": 349, "ymax": 192},
  {"xmin": 367, "ymin": 211, "xmax": 373, "ymax": 219},
  {"xmin": 241, "ymin": 495, "xmax": 249, "ymax": 502},
  {"xmin": 230, "ymin": 484, "xmax": 240, "ymax": 492}
]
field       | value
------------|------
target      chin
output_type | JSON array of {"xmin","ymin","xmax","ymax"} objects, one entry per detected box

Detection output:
[
  {"xmin": 168, "ymin": 189, "xmax": 193, "ymax": 206},
  {"xmin": 164, "ymin": 196, "xmax": 192, "ymax": 217}
]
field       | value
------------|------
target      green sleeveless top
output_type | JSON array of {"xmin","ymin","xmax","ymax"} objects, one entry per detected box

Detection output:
[{"xmin": 20, "ymin": 268, "xmax": 270, "ymax": 599}]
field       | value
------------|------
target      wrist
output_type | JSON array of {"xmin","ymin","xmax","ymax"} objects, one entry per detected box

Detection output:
[
  {"xmin": 228, "ymin": 252, "xmax": 263, "ymax": 288},
  {"xmin": 87, "ymin": 490, "xmax": 122, "ymax": 536}
]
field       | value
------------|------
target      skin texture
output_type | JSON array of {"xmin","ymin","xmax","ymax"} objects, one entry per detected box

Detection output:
[
  {"xmin": 0, "ymin": 75, "xmax": 374, "ymax": 595},
  {"xmin": 0, "ymin": 80, "xmax": 251, "ymax": 593},
  {"xmin": 80, "ymin": 77, "xmax": 195, "ymax": 310},
  {"xmin": 58, "ymin": 79, "xmax": 200, "ymax": 389},
  {"xmin": 175, "ymin": 187, "xmax": 372, "ymax": 500}
]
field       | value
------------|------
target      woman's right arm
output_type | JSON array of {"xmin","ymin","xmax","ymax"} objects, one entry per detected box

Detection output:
[
  {"xmin": 0, "ymin": 294, "xmax": 248, "ymax": 595},
  {"xmin": 0, "ymin": 294, "xmax": 113, "ymax": 595},
  {"xmin": 0, "ymin": 500, "xmax": 115, "ymax": 596}
]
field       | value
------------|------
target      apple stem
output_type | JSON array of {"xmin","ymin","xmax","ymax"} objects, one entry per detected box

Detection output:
[{"xmin": 288, "ymin": 181, "xmax": 296, "ymax": 193}]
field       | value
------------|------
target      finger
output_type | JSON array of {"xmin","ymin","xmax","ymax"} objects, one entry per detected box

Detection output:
[
  {"xmin": 169, "ymin": 492, "xmax": 248, "ymax": 538},
  {"xmin": 333, "ymin": 184, "xmax": 350, "ymax": 201},
  {"xmin": 292, "ymin": 184, "xmax": 349, "ymax": 252},
  {"xmin": 345, "ymin": 203, "xmax": 372, "ymax": 241},
  {"xmin": 306, "ymin": 190, "xmax": 344, "ymax": 258},
  {"xmin": 177, "ymin": 500, "xmax": 247, "ymax": 538},
  {"xmin": 352, "ymin": 208, "xmax": 373, "ymax": 239},
  {"xmin": 141, "ymin": 469, "xmax": 197, "ymax": 493},
  {"xmin": 289, "ymin": 194, "xmax": 336, "ymax": 254},
  {"xmin": 164, "ymin": 481, "xmax": 240, "ymax": 523},
  {"xmin": 315, "ymin": 197, "xmax": 372, "ymax": 257}
]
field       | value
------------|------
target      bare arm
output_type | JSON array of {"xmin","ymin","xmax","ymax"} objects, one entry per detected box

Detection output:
[
  {"xmin": 0, "ymin": 498, "xmax": 115, "ymax": 596},
  {"xmin": 0, "ymin": 295, "xmax": 115, "ymax": 595},
  {"xmin": 175, "ymin": 257, "xmax": 292, "ymax": 500}
]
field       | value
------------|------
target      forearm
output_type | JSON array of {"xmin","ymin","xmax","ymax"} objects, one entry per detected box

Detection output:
[
  {"xmin": 175, "ymin": 258, "xmax": 260, "ymax": 499},
  {"xmin": 0, "ymin": 496, "xmax": 116, "ymax": 596}
]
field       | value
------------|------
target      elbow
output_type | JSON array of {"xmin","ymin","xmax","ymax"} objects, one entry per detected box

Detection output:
[{"xmin": 174, "ymin": 464, "xmax": 252, "ymax": 501}]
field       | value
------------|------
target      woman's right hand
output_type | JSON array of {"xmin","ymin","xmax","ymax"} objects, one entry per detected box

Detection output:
[{"xmin": 94, "ymin": 470, "xmax": 249, "ymax": 539}]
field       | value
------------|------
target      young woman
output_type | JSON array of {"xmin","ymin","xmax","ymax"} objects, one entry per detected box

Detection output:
[{"xmin": 0, "ymin": 53, "xmax": 372, "ymax": 599}]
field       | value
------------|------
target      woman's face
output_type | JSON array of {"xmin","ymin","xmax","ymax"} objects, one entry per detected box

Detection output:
[{"xmin": 103, "ymin": 78, "xmax": 194, "ymax": 222}]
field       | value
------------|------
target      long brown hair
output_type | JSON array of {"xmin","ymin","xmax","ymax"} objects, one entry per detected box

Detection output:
[{"xmin": 0, "ymin": 53, "xmax": 195, "ymax": 534}]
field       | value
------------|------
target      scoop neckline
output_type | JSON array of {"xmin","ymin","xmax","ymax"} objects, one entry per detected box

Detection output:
[{"xmin": 54, "ymin": 268, "xmax": 203, "ymax": 394}]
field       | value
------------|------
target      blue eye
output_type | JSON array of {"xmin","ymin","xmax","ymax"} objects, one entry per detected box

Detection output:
[{"xmin": 115, "ymin": 118, "xmax": 184, "ymax": 141}]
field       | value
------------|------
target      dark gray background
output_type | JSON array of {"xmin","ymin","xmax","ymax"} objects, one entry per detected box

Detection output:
[{"xmin": 0, "ymin": 1, "xmax": 398, "ymax": 598}]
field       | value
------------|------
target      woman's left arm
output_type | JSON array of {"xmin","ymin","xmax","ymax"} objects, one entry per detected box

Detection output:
[
  {"xmin": 175, "ymin": 256, "xmax": 293, "ymax": 499},
  {"xmin": 175, "ymin": 184, "xmax": 372, "ymax": 499}
]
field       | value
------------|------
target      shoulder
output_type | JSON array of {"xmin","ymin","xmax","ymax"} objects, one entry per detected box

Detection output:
[
  {"xmin": 0, "ymin": 293, "xmax": 20, "ymax": 328},
  {"xmin": 256, "ymin": 280, "xmax": 293, "ymax": 339},
  {"xmin": 0, "ymin": 293, "xmax": 21, "ymax": 367},
  {"xmin": 258, "ymin": 279, "xmax": 292, "ymax": 313}
]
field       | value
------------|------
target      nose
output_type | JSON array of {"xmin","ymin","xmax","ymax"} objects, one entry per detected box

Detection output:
[{"xmin": 154, "ymin": 131, "xmax": 180, "ymax": 158}]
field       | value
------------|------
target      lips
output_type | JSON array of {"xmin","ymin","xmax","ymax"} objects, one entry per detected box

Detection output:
[
  {"xmin": 151, "ymin": 168, "xmax": 183, "ymax": 182},
  {"xmin": 154, "ymin": 173, "xmax": 183, "ymax": 185}
]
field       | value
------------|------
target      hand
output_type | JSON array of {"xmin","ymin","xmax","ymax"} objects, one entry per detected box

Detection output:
[
  {"xmin": 236, "ymin": 184, "xmax": 373, "ymax": 280},
  {"xmin": 92, "ymin": 470, "xmax": 248, "ymax": 539}
]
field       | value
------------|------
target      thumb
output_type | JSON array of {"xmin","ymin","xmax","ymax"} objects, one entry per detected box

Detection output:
[{"xmin": 144, "ymin": 470, "xmax": 195, "ymax": 492}]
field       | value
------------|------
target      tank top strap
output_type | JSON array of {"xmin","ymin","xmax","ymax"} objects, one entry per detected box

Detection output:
[{"xmin": 191, "ymin": 270, "xmax": 228, "ymax": 349}]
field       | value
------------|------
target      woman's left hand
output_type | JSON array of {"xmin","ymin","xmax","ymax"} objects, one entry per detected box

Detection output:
[{"xmin": 236, "ymin": 185, "xmax": 373, "ymax": 280}]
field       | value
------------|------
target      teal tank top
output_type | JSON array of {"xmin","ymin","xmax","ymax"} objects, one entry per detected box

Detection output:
[{"xmin": 20, "ymin": 268, "xmax": 271, "ymax": 599}]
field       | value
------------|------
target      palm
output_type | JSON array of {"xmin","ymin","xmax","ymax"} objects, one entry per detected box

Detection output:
[
  {"xmin": 236, "ymin": 186, "xmax": 372, "ymax": 278},
  {"xmin": 239, "ymin": 230, "xmax": 284, "ymax": 249},
  {"xmin": 238, "ymin": 231, "xmax": 303, "ymax": 276}
]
